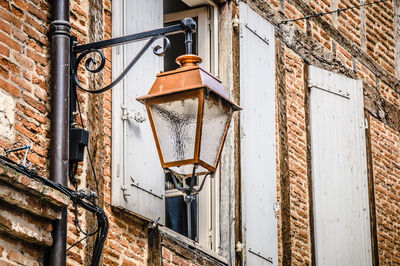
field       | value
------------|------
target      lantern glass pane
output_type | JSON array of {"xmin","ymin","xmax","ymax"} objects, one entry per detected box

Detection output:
[
  {"xmin": 150, "ymin": 97, "xmax": 199, "ymax": 163},
  {"xmin": 200, "ymin": 97, "xmax": 231, "ymax": 167}
]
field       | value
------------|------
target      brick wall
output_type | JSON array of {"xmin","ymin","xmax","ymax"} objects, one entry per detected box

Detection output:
[
  {"xmin": 1, "ymin": 0, "xmax": 399, "ymax": 265},
  {"xmin": 0, "ymin": 0, "xmax": 50, "ymax": 176},
  {"xmin": 276, "ymin": 37, "xmax": 313, "ymax": 265},
  {"xmin": 67, "ymin": 1, "xmax": 153, "ymax": 265},
  {"xmin": 284, "ymin": 48, "xmax": 311, "ymax": 265},
  {"xmin": 370, "ymin": 116, "xmax": 400, "ymax": 264}
]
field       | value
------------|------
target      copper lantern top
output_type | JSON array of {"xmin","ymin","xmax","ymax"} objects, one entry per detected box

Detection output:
[{"xmin": 137, "ymin": 54, "xmax": 240, "ymax": 111}]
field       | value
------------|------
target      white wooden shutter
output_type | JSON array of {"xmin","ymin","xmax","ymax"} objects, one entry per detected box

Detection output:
[
  {"xmin": 309, "ymin": 66, "xmax": 372, "ymax": 265},
  {"xmin": 239, "ymin": 3, "xmax": 278, "ymax": 265},
  {"xmin": 112, "ymin": 0, "xmax": 165, "ymax": 223}
]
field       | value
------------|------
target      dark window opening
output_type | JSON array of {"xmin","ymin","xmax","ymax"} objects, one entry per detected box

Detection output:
[
  {"xmin": 163, "ymin": 0, "xmax": 191, "ymax": 14},
  {"xmin": 165, "ymin": 173, "xmax": 198, "ymax": 241},
  {"xmin": 163, "ymin": 18, "xmax": 198, "ymax": 72}
]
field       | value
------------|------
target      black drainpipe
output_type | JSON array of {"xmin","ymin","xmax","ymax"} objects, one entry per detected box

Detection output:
[{"xmin": 48, "ymin": 0, "xmax": 70, "ymax": 265}]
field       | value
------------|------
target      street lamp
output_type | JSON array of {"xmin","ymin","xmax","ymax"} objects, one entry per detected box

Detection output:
[
  {"xmin": 137, "ymin": 51, "xmax": 240, "ymax": 240},
  {"xmin": 137, "ymin": 54, "xmax": 240, "ymax": 179},
  {"xmin": 49, "ymin": 13, "xmax": 243, "ymax": 265},
  {"xmin": 71, "ymin": 18, "xmax": 241, "ymax": 199}
]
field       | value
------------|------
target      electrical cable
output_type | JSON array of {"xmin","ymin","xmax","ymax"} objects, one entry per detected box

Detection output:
[
  {"xmin": 71, "ymin": 87, "xmax": 98, "ymax": 238},
  {"xmin": 0, "ymin": 155, "xmax": 108, "ymax": 266},
  {"xmin": 68, "ymin": 158, "xmax": 100, "ymax": 244},
  {"xmin": 280, "ymin": 0, "xmax": 391, "ymax": 24},
  {"xmin": 75, "ymin": 89, "xmax": 101, "ymax": 206},
  {"xmin": 67, "ymin": 232, "xmax": 92, "ymax": 251},
  {"xmin": 68, "ymin": 87, "xmax": 103, "ymax": 250},
  {"xmin": 68, "ymin": 162, "xmax": 96, "ymax": 239}
]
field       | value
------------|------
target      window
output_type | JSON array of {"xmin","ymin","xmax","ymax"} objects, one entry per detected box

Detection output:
[
  {"xmin": 111, "ymin": 0, "xmax": 219, "ymax": 251},
  {"xmin": 162, "ymin": 3, "xmax": 217, "ymax": 247}
]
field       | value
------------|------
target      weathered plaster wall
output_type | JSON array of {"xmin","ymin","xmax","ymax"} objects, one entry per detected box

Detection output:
[
  {"xmin": 0, "ymin": 164, "xmax": 69, "ymax": 265},
  {"xmin": 0, "ymin": 90, "xmax": 15, "ymax": 140}
]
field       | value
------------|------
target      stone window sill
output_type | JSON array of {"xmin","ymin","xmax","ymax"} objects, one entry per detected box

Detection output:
[
  {"xmin": 158, "ymin": 226, "xmax": 229, "ymax": 265},
  {"xmin": 0, "ymin": 164, "xmax": 69, "ymax": 246}
]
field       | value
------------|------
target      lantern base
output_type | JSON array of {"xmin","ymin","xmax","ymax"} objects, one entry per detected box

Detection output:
[
  {"xmin": 164, "ymin": 167, "xmax": 211, "ymax": 197},
  {"xmin": 162, "ymin": 159, "xmax": 216, "ymax": 179}
]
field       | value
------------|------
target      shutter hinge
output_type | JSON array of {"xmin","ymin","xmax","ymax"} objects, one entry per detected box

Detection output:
[
  {"xmin": 309, "ymin": 85, "xmax": 350, "ymax": 99},
  {"xmin": 248, "ymin": 248, "xmax": 273, "ymax": 264},
  {"xmin": 121, "ymin": 185, "xmax": 131, "ymax": 197},
  {"xmin": 130, "ymin": 177, "xmax": 163, "ymax": 199},
  {"xmin": 121, "ymin": 105, "xmax": 146, "ymax": 123},
  {"xmin": 148, "ymin": 217, "xmax": 161, "ymax": 229},
  {"xmin": 364, "ymin": 118, "xmax": 369, "ymax": 129},
  {"xmin": 243, "ymin": 23, "xmax": 269, "ymax": 45}
]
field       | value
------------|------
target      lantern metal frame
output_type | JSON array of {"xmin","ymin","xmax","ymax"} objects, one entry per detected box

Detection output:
[{"xmin": 139, "ymin": 80, "xmax": 236, "ymax": 176}]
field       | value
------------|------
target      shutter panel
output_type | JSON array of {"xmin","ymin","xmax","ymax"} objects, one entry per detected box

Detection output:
[
  {"xmin": 239, "ymin": 3, "xmax": 278, "ymax": 265},
  {"xmin": 309, "ymin": 66, "xmax": 372, "ymax": 265},
  {"xmin": 112, "ymin": 0, "xmax": 165, "ymax": 223}
]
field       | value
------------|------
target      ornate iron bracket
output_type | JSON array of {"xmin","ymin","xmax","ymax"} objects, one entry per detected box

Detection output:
[{"xmin": 70, "ymin": 17, "xmax": 196, "ymax": 94}]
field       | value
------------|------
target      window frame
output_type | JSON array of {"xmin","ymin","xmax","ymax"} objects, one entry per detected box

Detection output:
[{"xmin": 163, "ymin": 5, "xmax": 219, "ymax": 251}]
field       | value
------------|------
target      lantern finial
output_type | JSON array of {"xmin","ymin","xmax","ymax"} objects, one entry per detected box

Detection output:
[{"xmin": 176, "ymin": 54, "xmax": 202, "ymax": 68}]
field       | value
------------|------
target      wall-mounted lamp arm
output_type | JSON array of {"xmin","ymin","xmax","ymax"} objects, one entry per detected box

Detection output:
[
  {"xmin": 73, "ymin": 18, "xmax": 196, "ymax": 53},
  {"xmin": 73, "ymin": 35, "xmax": 170, "ymax": 94},
  {"xmin": 71, "ymin": 18, "xmax": 196, "ymax": 94}
]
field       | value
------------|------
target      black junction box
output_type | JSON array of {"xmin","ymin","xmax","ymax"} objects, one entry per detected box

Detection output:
[{"xmin": 70, "ymin": 128, "xmax": 89, "ymax": 162}]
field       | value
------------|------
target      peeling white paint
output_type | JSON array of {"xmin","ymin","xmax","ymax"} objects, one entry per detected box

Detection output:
[{"xmin": 0, "ymin": 90, "xmax": 15, "ymax": 141}]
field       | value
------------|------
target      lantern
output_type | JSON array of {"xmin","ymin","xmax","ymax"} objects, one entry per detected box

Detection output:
[{"xmin": 137, "ymin": 54, "xmax": 241, "ymax": 178}]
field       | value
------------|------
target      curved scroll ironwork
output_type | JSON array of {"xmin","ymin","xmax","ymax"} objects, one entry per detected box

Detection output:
[{"xmin": 73, "ymin": 35, "xmax": 170, "ymax": 94}]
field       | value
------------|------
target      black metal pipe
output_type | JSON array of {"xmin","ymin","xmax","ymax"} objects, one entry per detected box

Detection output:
[
  {"xmin": 48, "ymin": 0, "xmax": 70, "ymax": 265},
  {"xmin": 181, "ymin": 17, "xmax": 196, "ymax": 54},
  {"xmin": 185, "ymin": 31, "xmax": 193, "ymax": 54}
]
